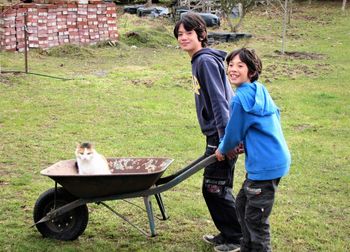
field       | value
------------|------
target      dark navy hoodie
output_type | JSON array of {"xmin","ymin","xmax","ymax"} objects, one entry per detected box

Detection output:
[
  {"xmin": 191, "ymin": 48, "xmax": 233, "ymax": 139},
  {"xmin": 219, "ymin": 82, "xmax": 291, "ymax": 180}
]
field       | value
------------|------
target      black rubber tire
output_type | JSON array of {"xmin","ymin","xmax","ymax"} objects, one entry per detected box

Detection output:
[{"xmin": 33, "ymin": 187, "xmax": 89, "ymax": 241}]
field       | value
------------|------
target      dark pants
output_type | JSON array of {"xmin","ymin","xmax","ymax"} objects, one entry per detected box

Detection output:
[
  {"xmin": 202, "ymin": 134, "xmax": 242, "ymax": 244},
  {"xmin": 236, "ymin": 178, "xmax": 280, "ymax": 252}
]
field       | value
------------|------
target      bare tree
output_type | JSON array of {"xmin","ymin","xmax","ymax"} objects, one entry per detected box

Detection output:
[
  {"xmin": 264, "ymin": 0, "xmax": 292, "ymax": 54},
  {"xmin": 281, "ymin": 0, "xmax": 288, "ymax": 54},
  {"xmin": 145, "ymin": 0, "xmax": 152, "ymax": 7},
  {"xmin": 342, "ymin": 0, "xmax": 347, "ymax": 11},
  {"xmin": 220, "ymin": 0, "xmax": 255, "ymax": 32}
]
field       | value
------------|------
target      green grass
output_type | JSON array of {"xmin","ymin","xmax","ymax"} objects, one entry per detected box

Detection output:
[{"xmin": 0, "ymin": 2, "xmax": 349, "ymax": 251}]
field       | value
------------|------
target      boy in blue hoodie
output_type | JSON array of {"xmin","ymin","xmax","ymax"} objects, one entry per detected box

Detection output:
[
  {"xmin": 216, "ymin": 48, "xmax": 291, "ymax": 252},
  {"xmin": 174, "ymin": 13, "xmax": 242, "ymax": 252}
]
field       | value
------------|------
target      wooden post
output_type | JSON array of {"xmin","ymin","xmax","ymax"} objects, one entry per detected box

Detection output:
[{"xmin": 24, "ymin": 12, "xmax": 28, "ymax": 74}]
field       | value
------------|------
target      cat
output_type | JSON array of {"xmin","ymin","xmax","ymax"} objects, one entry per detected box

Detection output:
[{"xmin": 75, "ymin": 142, "xmax": 111, "ymax": 175}]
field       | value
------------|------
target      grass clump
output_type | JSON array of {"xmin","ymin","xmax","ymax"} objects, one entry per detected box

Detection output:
[
  {"xmin": 46, "ymin": 44, "xmax": 94, "ymax": 58},
  {"xmin": 121, "ymin": 28, "xmax": 175, "ymax": 48},
  {"xmin": 118, "ymin": 13, "xmax": 176, "ymax": 48}
]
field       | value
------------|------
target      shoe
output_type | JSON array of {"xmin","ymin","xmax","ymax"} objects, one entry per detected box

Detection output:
[
  {"xmin": 202, "ymin": 234, "xmax": 225, "ymax": 246},
  {"xmin": 214, "ymin": 243, "xmax": 240, "ymax": 252}
]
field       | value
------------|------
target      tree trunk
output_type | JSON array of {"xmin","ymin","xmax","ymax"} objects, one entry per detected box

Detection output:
[
  {"xmin": 145, "ymin": 0, "xmax": 152, "ymax": 7},
  {"xmin": 224, "ymin": 13, "xmax": 236, "ymax": 33},
  {"xmin": 342, "ymin": 0, "xmax": 347, "ymax": 11},
  {"xmin": 287, "ymin": 0, "xmax": 292, "ymax": 24},
  {"xmin": 281, "ymin": 0, "xmax": 288, "ymax": 54},
  {"xmin": 233, "ymin": 10, "xmax": 246, "ymax": 32}
]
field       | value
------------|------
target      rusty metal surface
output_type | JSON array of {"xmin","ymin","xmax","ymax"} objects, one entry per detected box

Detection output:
[
  {"xmin": 41, "ymin": 158, "xmax": 173, "ymax": 176},
  {"xmin": 40, "ymin": 158, "xmax": 173, "ymax": 198},
  {"xmin": 109, "ymin": 158, "xmax": 173, "ymax": 174}
]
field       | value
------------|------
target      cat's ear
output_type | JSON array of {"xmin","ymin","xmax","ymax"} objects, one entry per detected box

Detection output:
[{"xmin": 76, "ymin": 142, "xmax": 81, "ymax": 148}]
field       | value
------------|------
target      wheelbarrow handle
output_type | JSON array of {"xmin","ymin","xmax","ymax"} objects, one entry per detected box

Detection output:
[
  {"xmin": 156, "ymin": 154, "xmax": 216, "ymax": 185},
  {"xmin": 140, "ymin": 154, "xmax": 217, "ymax": 196}
]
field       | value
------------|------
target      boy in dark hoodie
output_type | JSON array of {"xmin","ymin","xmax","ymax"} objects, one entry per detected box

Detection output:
[
  {"xmin": 174, "ymin": 13, "xmax": 242, "ymax": 252},
  {"xmin": 216, "ymin": 48, "xmax": 291, "ymax": 252}
]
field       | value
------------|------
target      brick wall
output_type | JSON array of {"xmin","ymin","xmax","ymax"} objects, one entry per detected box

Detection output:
[{"xmin": 0, "ymin": 1, "xmax": 118, "ymax": 51}]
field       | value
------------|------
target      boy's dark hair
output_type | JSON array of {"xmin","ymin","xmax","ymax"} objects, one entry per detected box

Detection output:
[
  {"xmin": 173, "ymin": 12, "xmax": 208, "ymax": 47},
  {"xmin": 226, "ymin": 48, "xmax": 262, "ymax": 82}
]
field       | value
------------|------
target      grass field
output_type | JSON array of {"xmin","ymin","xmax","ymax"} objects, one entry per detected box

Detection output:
[{"xmin": 0, "ymin": 1, "xmax": 349, "ymax": 251}]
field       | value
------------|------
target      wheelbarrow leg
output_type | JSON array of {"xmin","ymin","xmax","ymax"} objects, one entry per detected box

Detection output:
[
  {"xmin": 155, "ymin": 193, "xmax": 168, "ymax": 220},
  {"xmin": 143, "ymin": 196, "xmax": 157, "ymax": 237}
]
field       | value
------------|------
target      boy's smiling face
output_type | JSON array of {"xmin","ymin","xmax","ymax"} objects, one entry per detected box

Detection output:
[
  {"xmin": 177, "ymin": 24, "xmax": 202, "ymax": 57},
  {"xmin": 227, "ymin": 54, "xmax": 251, "ymax": 87}
]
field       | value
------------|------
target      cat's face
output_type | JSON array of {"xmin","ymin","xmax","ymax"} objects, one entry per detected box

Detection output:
[{"xmin": 75, "ymin": 143, "xmax": 95, "ymax": 161}]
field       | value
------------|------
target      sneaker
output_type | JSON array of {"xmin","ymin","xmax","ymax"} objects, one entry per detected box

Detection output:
[
  {"xmin": 214, "ymin": 243, "xmax": 240, "ymax": 252},
  {"xmin": 202, "ymin": 234, "xmax": 226, "ymax": 246}
]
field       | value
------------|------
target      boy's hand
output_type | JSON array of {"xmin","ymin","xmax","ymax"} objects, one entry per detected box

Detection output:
[
  {"xmin": 226, "ymin": 149, "xmax": 237, "ymax": 160},
  {"xmin": 234, "ymin": 142, "xmax": 245, "ymax": 155},
  {"xmin": 215, "ymin": 149, "xmax": 225, "ymax": 161}
]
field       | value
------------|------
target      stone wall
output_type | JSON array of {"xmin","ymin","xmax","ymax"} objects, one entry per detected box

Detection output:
[{"xmin": 0, "ymin": 1, "xmax": 118, "ymax": 51}]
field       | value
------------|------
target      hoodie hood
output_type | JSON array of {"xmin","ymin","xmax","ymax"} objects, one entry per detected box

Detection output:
[
  {"xmin": 191, "ymin": 48, "xmax": 227, "ymax": 63},
  {"xmin": 236, "ymin": 82, "xmax": 278, "ymax": 116}
]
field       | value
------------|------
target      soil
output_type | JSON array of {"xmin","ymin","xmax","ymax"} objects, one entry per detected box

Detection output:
[
  {"xmin": 0, "ymin": 72, "xmax": 23, "ymax": 86},
  {"xmin": 293, "ymin": 124, "xmax": 318, "ymax": 132},
  {"xmin": 261, "ymin": 54, "xmax": 331, "ymax": 83},
  {"xmin": 131, "ymin": 79, "xmax": 154, "ymax": 88},
  {"xmin": 273, "ymin": 50, "xmax": 326, "ymax": 60}
]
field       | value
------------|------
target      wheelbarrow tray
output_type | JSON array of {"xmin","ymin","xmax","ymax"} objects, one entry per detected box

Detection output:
[{"xmin": 40, "ymin": 158, "xmax": 173, "ymax": 198}]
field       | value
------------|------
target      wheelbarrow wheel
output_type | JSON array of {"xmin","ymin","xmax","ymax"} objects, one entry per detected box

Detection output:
[{"xmin": 33, "ymin": 187, "xmax": 89, "ymax": 241}]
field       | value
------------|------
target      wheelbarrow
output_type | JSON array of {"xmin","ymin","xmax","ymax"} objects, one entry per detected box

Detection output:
[{"xmin": 32, "ymin": 154, "xmax": 217, "ymax": 241}]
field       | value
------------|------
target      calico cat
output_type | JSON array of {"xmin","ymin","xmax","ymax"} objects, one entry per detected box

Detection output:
[{"xmin": 75, "ymin": 142, "xmax": 111, "ymax": 175}]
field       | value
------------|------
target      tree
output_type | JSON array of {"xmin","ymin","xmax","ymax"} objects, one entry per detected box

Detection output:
[
  {"xmin": 219, "ymin": 0, "xmax": 255, "ymax": 32},
  {"xmin": 342, "ymin": 0, "xmax": 347, "ymax": 11},
  {"xmin": 145, "ymin": 0, "xmax": 152, "ymax": 7},
  {"xmin": 281, "ymin": 0, "xmax": 288, "ymax": 54},
  {"xmin": 263, "ymin": 0, "xmax": 292, "ymax": 54}
]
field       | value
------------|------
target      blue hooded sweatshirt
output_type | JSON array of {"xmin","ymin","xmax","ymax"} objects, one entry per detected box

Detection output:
[
  {"xmin": 218, "ymin": 82, "xmax": 291, "ymax": 180},
  {"xmin": 191, "ymin": 48, "xmax": 233, "ymax": 139}
]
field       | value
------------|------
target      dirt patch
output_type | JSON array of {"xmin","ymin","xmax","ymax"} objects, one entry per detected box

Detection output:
[
  {"xmin": 173, "ymin": 76, "xmax": 192, "ymax": 90},
  {"xmin": 131, "ymin": 79, "xmax": 154, "ymax": 88},
  {"xmin": 94, "ymin": 70, "xmax": 108, "ymax": 78},
  {"xmin": 293, "ymin": 124, "xmax": 319, "ymax": 132},
  {"xmin": 273, "ymin": 50, "xmax": 326, "ymax": 60},
  {"xmin": 262, "ymin": 50, "xmax": 332, "ymax": 82},
  {"xmin": 0, "ymin": 72, "xmax": 24, "ymax": 86},
  {"xmin": 0, "ymin": 180, "xmax": 10, "ymax": 186},
  {"xmin": 263, "ymin": 62, "xmax": 313, "ymax": 81},
  {"xmin": 293, "ymin": 14, "xmax": 333, "ymax": 25}
]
